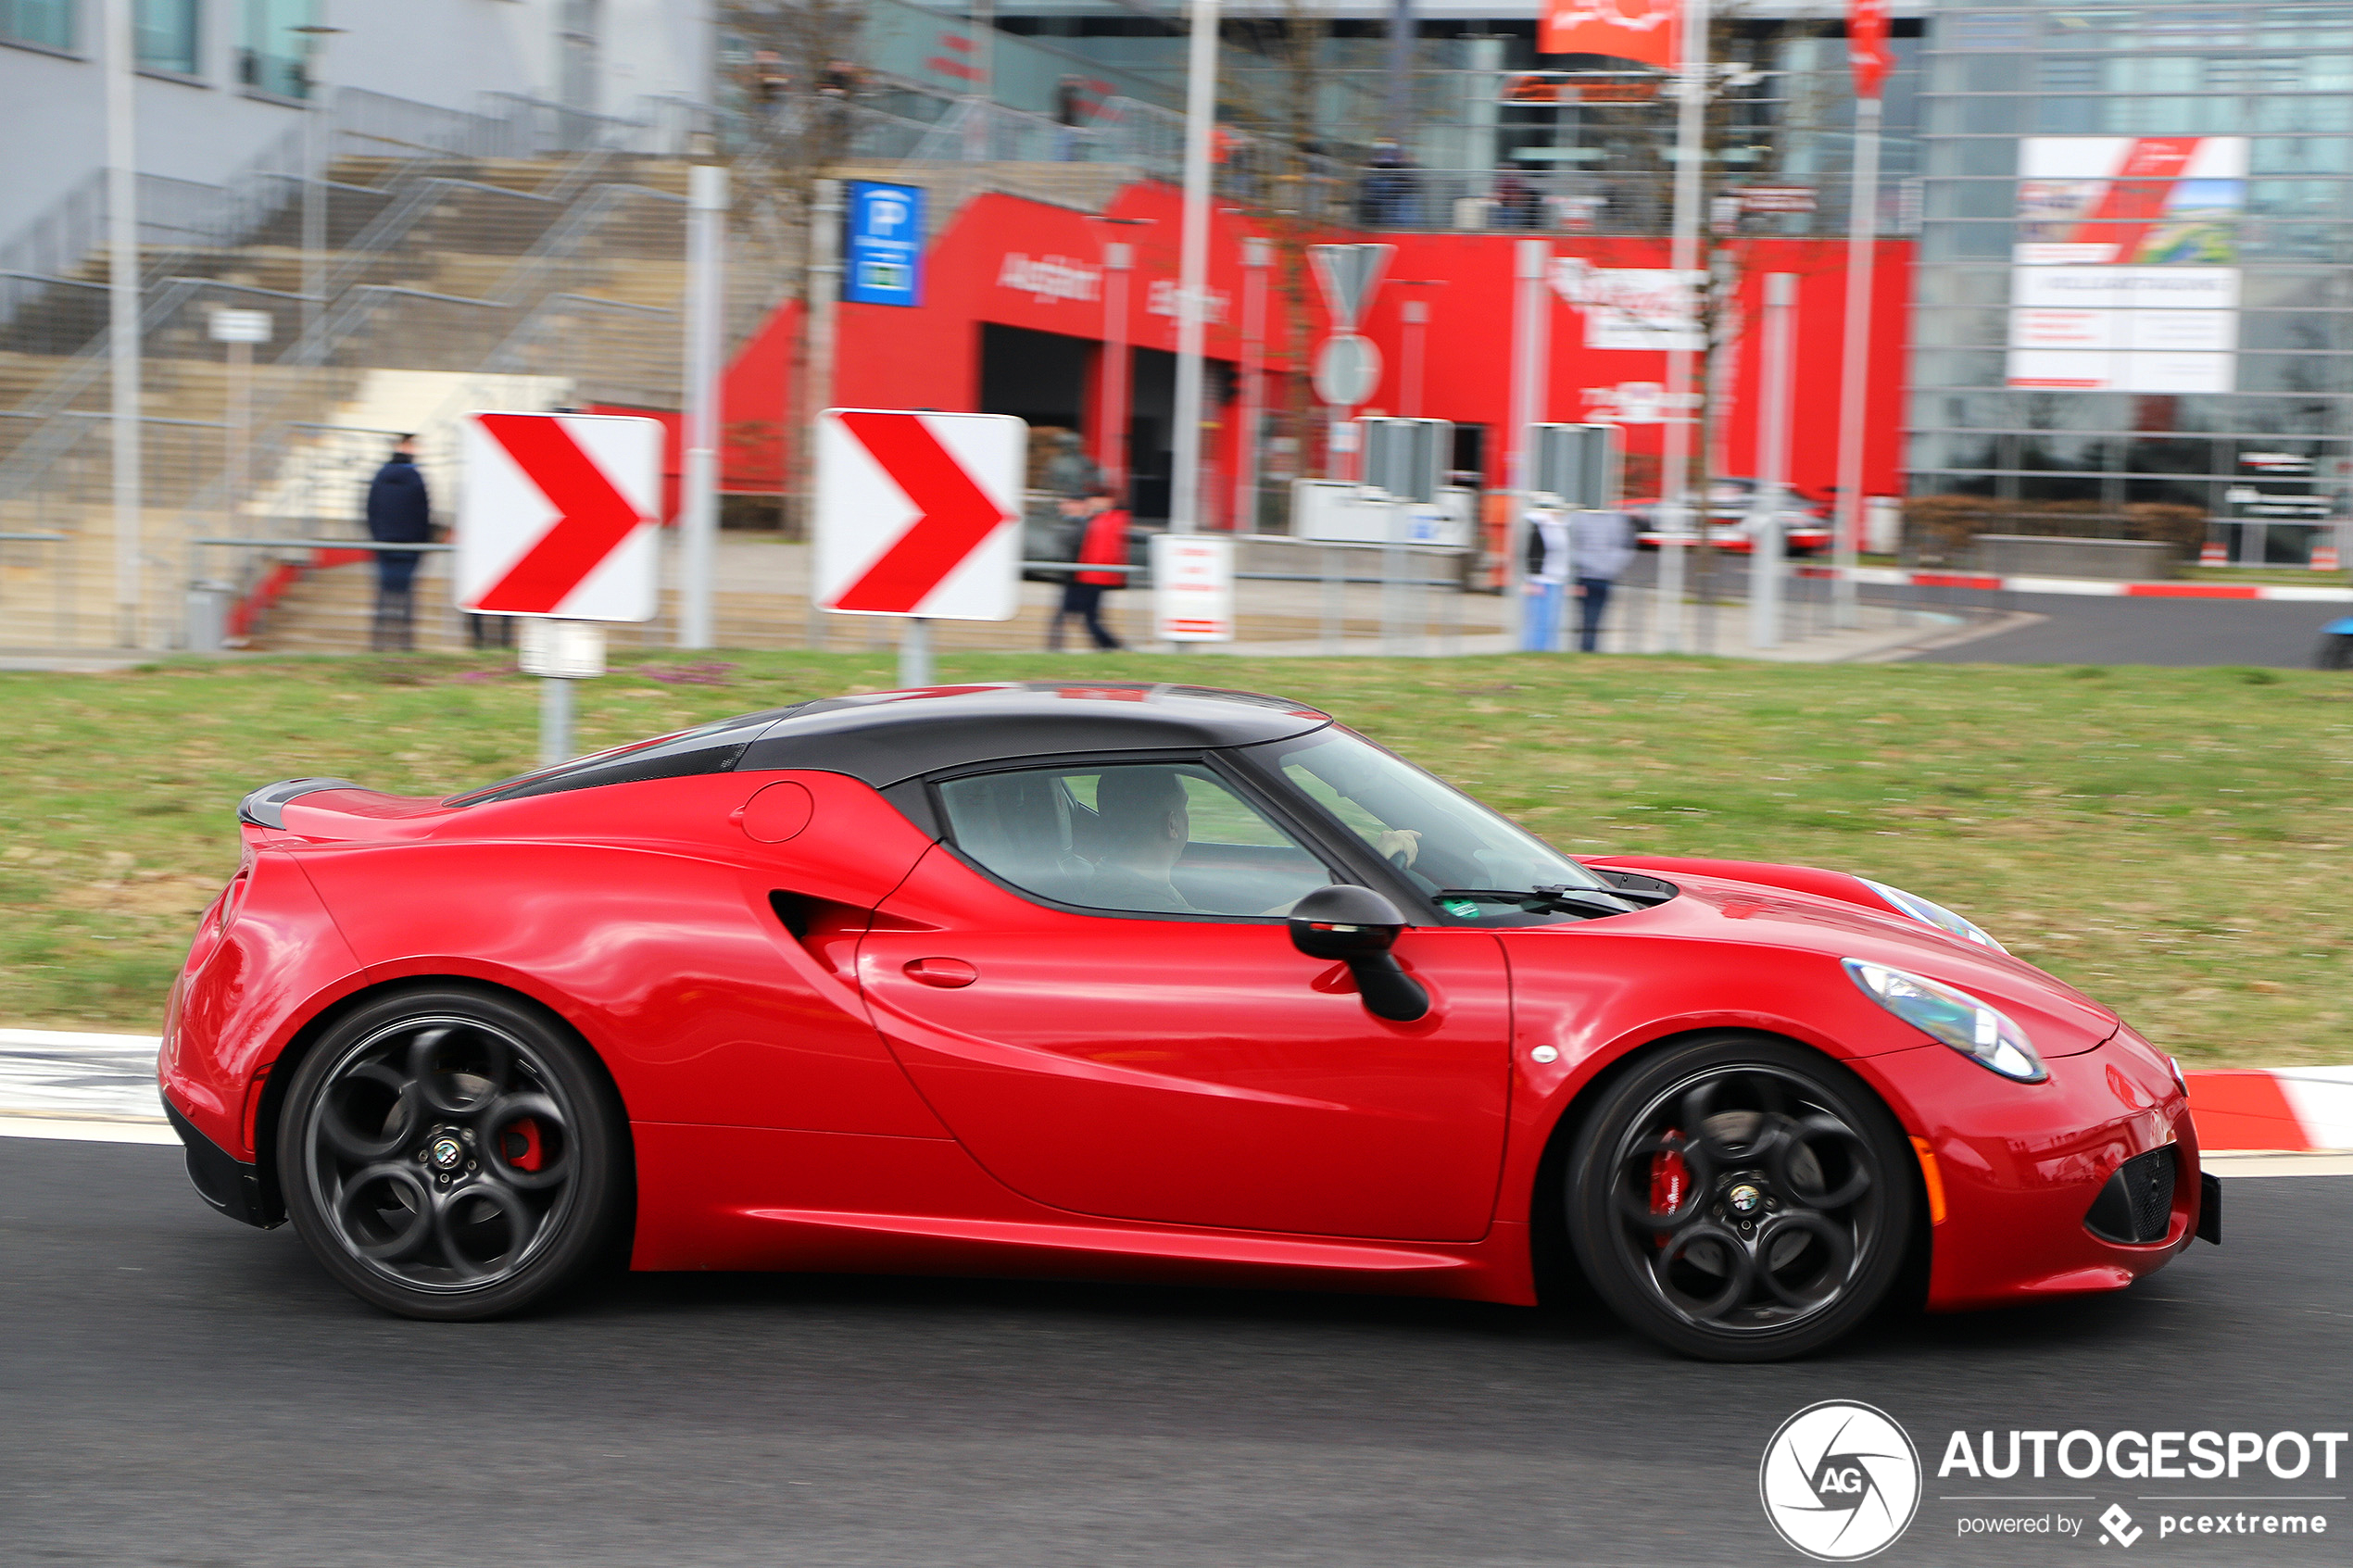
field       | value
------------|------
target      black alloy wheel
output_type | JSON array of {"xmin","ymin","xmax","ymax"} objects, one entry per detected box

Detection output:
[
  {"xmin": 2317, "ymin": 633, "xmax": 2353, "ymax": 671},
  {"xmin": 1566, "ymin": 1035, "xmax": 1915, "ymax": 1361},
  {"xmin": 279, "ymin": 985, "xmax": 629, "ymax": 1321}
]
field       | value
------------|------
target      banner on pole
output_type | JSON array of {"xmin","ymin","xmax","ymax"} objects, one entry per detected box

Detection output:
[{"xmin": 1538, "ymin": 0, "xmax": 1680, "ymax": 69}]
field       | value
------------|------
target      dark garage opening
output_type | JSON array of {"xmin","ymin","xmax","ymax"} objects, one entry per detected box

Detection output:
[{"xmin": 978, "ymin": 322, "xmax": 1094, "ymax": 433}]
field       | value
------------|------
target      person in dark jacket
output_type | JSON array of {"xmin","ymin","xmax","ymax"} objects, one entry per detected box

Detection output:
[{"xmin": 364, "ymin": 435, "xmax": 432, "ymax": 651}]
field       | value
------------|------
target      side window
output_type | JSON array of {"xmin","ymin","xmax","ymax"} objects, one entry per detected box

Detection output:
[{"xmin": 937, "ymin": 762, "xmax": 1334, "ymax": 918}]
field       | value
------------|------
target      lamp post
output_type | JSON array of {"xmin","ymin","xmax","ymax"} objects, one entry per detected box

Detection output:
[
  {"xmin": 290, "ymin": 20, "xmax": 345, "ymax": 352},
  {"xmin": 104, "ymin": 0, "xmax": 140, "ymax": 646},
  {"xmin": 1168, "ymin": 0, "xmax": 1221, "ymax": 535},
  {"xmin": 1654, "ymin": 0, "xmax": 1710, "ymax": 655},
  {"xmin": 679, "ymin": 164, "xmax": 729, "ymax": 649}
]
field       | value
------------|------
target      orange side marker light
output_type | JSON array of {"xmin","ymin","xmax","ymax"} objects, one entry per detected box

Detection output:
[{"xmin": 1910, "ymin": 1136, "xmax": 1947, "ymax": 1225}]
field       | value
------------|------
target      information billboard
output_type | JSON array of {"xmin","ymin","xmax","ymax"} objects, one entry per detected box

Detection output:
[{"xmin": 2006, "ymin": 137, "xmax": 2246, "ymax": 395}]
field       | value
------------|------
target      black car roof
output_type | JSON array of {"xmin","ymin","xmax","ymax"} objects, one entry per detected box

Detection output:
[{"xmin": 446, "ymin": 683, "xmax": 1332, "ymax": 805}]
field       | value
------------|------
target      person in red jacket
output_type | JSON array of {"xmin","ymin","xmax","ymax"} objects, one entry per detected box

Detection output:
[{"xmin": 1050, "ymin": 489, "xmax": 1130, "ymax": 651}]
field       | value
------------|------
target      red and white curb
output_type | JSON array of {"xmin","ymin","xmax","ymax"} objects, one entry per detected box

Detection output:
[
  {"xmin": 0, "ymin": 1028, "xmax": 174, "ymax": 1145},
  {"xmin": 1801, "ymin": 565, "xmax": 2353, "ymax": 603},
  {"xmin": 2185, "ymin": 1068, "xmax": 2353, "ymax": 1154}
]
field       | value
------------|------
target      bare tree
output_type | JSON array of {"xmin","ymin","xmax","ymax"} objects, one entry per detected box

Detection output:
[{"xmin": 718, "ymin": 1, "xmax": 871, "ymax": 528}]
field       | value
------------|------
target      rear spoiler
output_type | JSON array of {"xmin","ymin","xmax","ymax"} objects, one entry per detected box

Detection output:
[{"xmin": 237, "ymin": 778, "xmax": 363, "ymax": 829}]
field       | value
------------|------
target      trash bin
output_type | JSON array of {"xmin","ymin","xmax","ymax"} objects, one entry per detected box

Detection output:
[{"xmin": 185, "ymin": 580, "xmax": 233, "ymax": 653}]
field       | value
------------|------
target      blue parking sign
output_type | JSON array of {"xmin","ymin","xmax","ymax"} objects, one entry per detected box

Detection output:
[{"xmin": 845, "ymin": 182, "xmax": 925, "ymax": 307}]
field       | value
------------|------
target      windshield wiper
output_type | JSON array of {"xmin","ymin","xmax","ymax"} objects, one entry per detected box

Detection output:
[{"xmin": 1434, "ymin": 885, "xmax": 1646, "ymax": 917}]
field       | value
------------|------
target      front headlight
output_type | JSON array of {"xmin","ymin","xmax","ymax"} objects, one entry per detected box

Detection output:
[
  {"xmin": 1843, "ymin": 958, "xmax": 2048, "ymax": 1083},
  {"xmin": 1858, "ymin": 876, "xmax": 2007, "ymax": 954}
]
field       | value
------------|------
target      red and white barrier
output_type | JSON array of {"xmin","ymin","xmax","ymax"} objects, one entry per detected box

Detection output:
[
  {"xmin": 2187, "ymin": 1069, "xmax": 2353, "ymax": 1151},
  {"xmin": 1795, "ymin": 565, "xmax": 2353, "ymax": 603}
]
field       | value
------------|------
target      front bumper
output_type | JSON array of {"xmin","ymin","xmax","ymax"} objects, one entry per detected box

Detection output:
[
  {"xmin": 1864, "ymin": 1034, "xmax": 2202, "ymax": 1311},
  {"xmin": 163, "ymin": 1098, "xmax": 281, "ymax": 1230}
]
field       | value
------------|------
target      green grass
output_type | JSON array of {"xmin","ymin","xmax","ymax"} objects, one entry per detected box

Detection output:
[{"xmin": 4, "ymin": 649, "xmax": 2350, "ymax": 1067}]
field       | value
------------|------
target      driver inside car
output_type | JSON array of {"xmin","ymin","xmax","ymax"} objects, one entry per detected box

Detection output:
[{"xmin": 1085, "ymin": 769, "xmax": 1199, "ymax": 913}]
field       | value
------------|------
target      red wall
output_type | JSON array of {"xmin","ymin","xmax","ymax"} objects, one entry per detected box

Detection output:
[{"xmin": 720, "ymin": 184, "xmax": 1911, "ymax": 509}]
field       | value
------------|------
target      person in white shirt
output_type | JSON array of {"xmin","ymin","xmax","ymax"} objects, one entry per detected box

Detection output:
[{"xmin": 1519, "ymin": 499, "xmax": 1571, "ymax": 651}]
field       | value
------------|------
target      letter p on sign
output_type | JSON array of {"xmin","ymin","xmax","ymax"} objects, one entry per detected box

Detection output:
[{"xmin": 814, "ymin": 409, "xmax": 1026, "ymax": 621}]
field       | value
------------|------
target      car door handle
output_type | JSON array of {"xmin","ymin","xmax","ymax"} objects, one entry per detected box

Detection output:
[{"xmin": 903, "ymin": 957, "xmax": 979, "ymax": 988}]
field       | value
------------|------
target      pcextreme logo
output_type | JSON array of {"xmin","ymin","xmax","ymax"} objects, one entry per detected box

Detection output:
[{"xmin": 1760, "ymin": 1400, "xmax": 1924, "ymax": 1562}]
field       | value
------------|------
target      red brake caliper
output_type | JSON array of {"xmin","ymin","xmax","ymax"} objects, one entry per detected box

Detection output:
[
  {"xmin": 504, "ymin": 1117, "xmax": 545, "ymax": 1173},
  {"xmin": 1650, "ymin": 1128, "xmax": 1689, "ymax": 1244}
]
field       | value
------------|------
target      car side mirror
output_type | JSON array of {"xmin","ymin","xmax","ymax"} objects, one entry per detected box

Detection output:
[{"xmin": 1289, "ymin": 884, "xmax": 1429, "ymax": 1022}]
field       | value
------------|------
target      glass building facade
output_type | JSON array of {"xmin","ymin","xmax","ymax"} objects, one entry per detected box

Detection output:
[{"xmin": 1915, "ymin": 1, "xmax": 2353, "ymax": 560}]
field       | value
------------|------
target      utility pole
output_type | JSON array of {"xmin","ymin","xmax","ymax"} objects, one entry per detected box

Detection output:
[
  {"xmin": 1384, "ymin": 0, "xmax": 1416, "ymax": 144},
  {"xmin": 1168, "ymin": 0, "xmax": 1220, "ymax": 534},
  {"xmin": 1505, "ymin": 238, "xmax": 1550, "ymax": 646},
  {"xmin": 1748, "ymin": 273, "xmax": 1796, "ymax": 650},
  {"xmin": 1831, "ymin": 100, "xmax": 1883, "ymax": 629},
  {"xmin": 679, "ymin": 164, "xmax": 727, "ymax": 648},
  {"xmin": 1654, "ymin": 0, "xmax": 1710, "ymax": 655},
  {"xmin": 803, "ymin": 178, "xmax": 844, "ymax": 648},
  {"xmin": 1234, "ymin": 234, "xmax": 1270, "ymax": 533},
  {"xmin": 104, "ymin": 0, "xmax": 142, "ymax": 648}
]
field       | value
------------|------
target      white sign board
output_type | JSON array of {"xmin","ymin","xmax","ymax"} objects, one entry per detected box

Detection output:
[
  {"xmin": 518, "ymin": 619, "xmax": 607, "ymax": 678},
  {"xmin": 208, "ymin": 308, "xmax": 272, "ymax": 344},
  {"xmin": 1151, "ymin": 533, "xmax": 1236, "ymax": 643},
  {"xmin": 1291, "ymin": 480, "xmax": 1474, "ymax": 550},
  {"xmin": 813, "ymin": 408, "xmax": 1026, "ymax": 620},
  {"xmin": 457, "ymin": 411, "xmax": 662, "ymax": 621}
]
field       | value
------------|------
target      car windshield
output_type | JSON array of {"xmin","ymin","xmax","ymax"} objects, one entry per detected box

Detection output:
[{"xmin": 1261, "ymin": 728, "xmax": 1610, "ymax": 916}]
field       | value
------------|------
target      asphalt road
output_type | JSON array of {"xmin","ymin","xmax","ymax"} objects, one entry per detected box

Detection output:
[
  {"xmin": 1898, "ymin": 590, "xmax": 2340, "ymax": 670},
  {"xmin": 4, "ymin": 1137, "xmax": 2348, "ymax": 1568},
  {"xmin": 1611, "ymin": 555, "xmax": 2347, "ymax": 668}
]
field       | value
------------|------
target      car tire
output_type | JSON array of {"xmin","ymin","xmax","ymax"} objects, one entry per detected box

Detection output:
[
  {"xmin": 1565, "ymin": 1033, "xmax": 1914, "ymax": 1362},
  {"xmin": 2316, "ymin": 633, "xmax": 2353, "ymax": 671},
  {"xmin": 278, "ymin": 985, "xmax": 630, "ymax": 1322}
]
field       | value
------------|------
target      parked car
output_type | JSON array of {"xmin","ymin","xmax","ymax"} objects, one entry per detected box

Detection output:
[
  {"xmin": 2318, "ymin": 615, "xmax": 2353, "ymax": 669},
  {"xmin": 1020, "ymin": 492, "xmax": 1154, "ymax": 586},
  {"xmin": 1626, "ymin": 478, "xmax": 1832, "ymax": 555},
  {"xmin": 163, "ymin": 684, "xmax": 2211, "ymax": 1361}
]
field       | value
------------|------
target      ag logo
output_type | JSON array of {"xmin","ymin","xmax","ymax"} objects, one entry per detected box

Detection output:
[{"xmin": 1759, "ymin": 1400, "xmax": 1921, "ymax": 1562}]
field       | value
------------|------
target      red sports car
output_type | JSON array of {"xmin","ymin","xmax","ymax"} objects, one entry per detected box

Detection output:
[{"xmin": 160, "ymin": 683, "xmax": 2214, "ymax": 1361}]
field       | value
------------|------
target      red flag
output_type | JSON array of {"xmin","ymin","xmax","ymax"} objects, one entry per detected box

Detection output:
[
  {"xmin": 1540, "ymin": 0, "xmax": 1680, "ymax": 70},
  {"xmin": 1849, "ymin": 0, "xmax": 1893, "ymax": 99}
]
